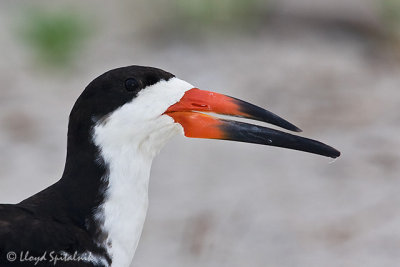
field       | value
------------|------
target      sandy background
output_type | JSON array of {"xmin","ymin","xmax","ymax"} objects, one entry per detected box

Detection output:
[{"xmin": 0, "ymin": 1, "xmax": 400, "ymax": 266}]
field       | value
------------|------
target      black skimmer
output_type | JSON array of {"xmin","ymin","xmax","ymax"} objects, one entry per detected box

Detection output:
[{"xmin": 0, "ymin": 66, "xmax": 340, "ymax": 267}]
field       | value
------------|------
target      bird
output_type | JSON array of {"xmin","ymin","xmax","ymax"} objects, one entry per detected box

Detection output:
[{"xmin": 0, "ymin": 65, "xmax": 340, "ymax": 267}]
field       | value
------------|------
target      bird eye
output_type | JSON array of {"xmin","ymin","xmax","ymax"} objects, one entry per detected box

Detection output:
[{"xmin": 125, "ymin": 78, "xmax": 139, "ymax": 92}]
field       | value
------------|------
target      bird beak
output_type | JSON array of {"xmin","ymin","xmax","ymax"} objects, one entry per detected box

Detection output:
[{"xmin": 164, "ymin": 88, "xmax": 340, "ymax": 158}]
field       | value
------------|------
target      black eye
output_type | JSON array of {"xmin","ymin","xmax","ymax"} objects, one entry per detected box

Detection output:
[{"xmin": 125, "ymin": 78, "xmax": 139, "ymax": 92}]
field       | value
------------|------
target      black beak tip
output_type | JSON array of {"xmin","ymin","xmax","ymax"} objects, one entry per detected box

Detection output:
[
  {"xmin": 331, "ymin": 149, "xmax": 341, "ymax": 159},
  {"xmin": 275, "ymin": 119, "xmax": 302, "ymax": 133},
  {"xmin": 292, "ymin": 126, "xmax": 303, "ymax": 133},
  {"xmin": 322, "ymin": 145, "xmax": 341, "ymax": 159}
]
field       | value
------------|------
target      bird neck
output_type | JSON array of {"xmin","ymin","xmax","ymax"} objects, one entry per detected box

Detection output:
[
  {"xmin": 63, "ymin": 119, "xmax": 155, "ymax": 266},
  {"xmin": 90, "ymin": 125, "xmax": 156, "ymax": 267},
  {"xmin": 51, "ymin": 105, "xmax": 177, "ymax": 266}
]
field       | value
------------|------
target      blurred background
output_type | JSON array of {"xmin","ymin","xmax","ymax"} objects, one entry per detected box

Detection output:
[{"xmin": 0, "ymin": 0, "xmax": 400, "ymax": 266}]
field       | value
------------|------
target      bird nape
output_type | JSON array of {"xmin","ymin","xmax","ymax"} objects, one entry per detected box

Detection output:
[{"xmin": 0, "ymin": 65, "xmax": 340, "ymax": 267}]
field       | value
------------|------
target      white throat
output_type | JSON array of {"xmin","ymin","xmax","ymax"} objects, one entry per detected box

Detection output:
[{"xmin": 92, "ymin": 78, "xmax": 192, "ymax": 267}]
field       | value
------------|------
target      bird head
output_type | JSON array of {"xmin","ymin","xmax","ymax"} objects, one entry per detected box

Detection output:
[{"xmin": 70, "ymin": 65, "xmax": 340, "ymax": 159}]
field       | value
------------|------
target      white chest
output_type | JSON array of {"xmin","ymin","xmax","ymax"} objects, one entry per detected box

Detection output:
[{"xmin": 100, "ymin": 155, "xmax": 152, "ymax": 267}]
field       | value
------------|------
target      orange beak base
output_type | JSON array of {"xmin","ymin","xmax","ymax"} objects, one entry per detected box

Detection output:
[{"xmin": 164, "ymin": 88, "xmax": 340, "ymax": 159}]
